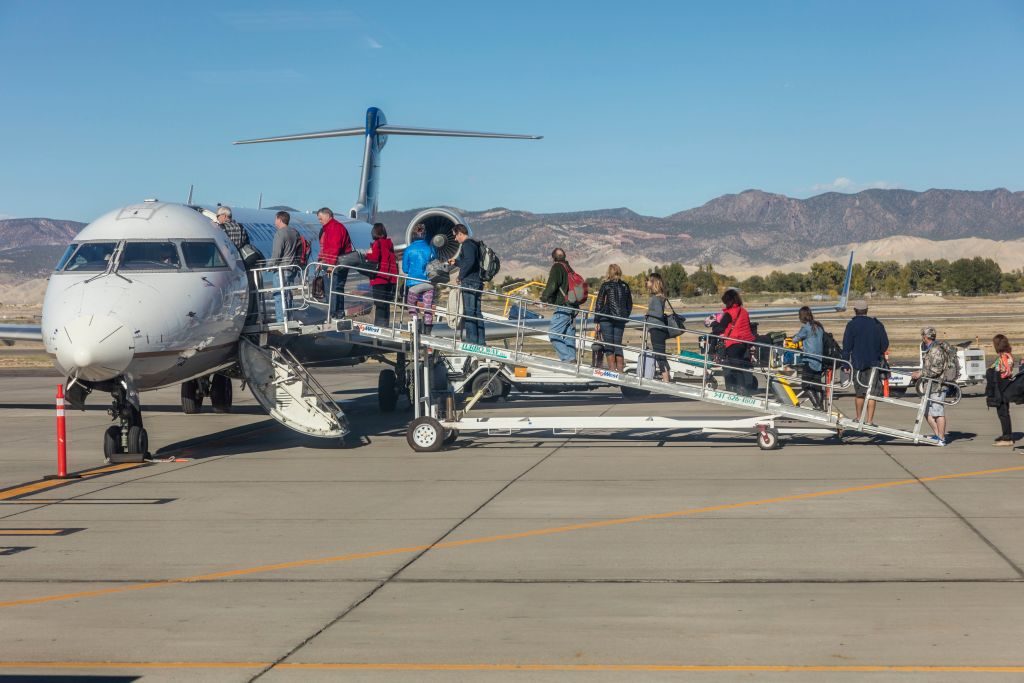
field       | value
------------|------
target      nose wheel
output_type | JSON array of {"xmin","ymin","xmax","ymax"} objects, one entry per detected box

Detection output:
[{"xmin": 104, "ymin": 381, "xmax": 149, "ymax": 463}]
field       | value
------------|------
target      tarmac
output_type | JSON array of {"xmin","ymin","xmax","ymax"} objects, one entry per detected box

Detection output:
[{"xmin": 1, "ymin": 365, "xmax": 1023, "ymax": 682}]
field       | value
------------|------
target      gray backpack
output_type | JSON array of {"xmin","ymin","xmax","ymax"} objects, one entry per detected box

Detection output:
[{"xmin": 938, "ymin": 341, "xmax": 961, "ymax": 382}]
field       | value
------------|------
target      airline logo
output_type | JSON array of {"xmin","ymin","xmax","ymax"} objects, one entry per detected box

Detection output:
[
  {"xmin": 460, "ymin": 343, "xmax": 511, "ymax": 360},
  {"xmin": 593, "ymin": 368, "xmax": 620, "ymax": 380},
  {"xmin": 356, "ymin": 323, "xmax": 385, "ymax": 336},
  {"xmin": 709, "ymin": 390, "xmax": 762, "ymax": 408}
]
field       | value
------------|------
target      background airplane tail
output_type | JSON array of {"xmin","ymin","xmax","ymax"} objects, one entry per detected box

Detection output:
[{"xmin": 234, "ymin": 107, "xmax": 541, "ymax": 223}]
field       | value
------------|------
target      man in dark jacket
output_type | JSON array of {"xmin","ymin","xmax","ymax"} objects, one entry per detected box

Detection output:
[
  {"xmin": 448, "ymin": 224, "xmax": 485, "ymax": 344},
  {"xmin": 540, "ymin": 248, "xmax": 579, "ymax": 362},
  {"xmin": 842, "ymin": 300, "xmax": 889, "ymax": 424},
  {"xmin": 317, "ymin": 207, "xmax": 353, "ymax": 318}
]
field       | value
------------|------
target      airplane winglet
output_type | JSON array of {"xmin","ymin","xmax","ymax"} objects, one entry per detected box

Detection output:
[{"xmin": 838, "ymin": 251, "xmax": 854, "ymax": 311}]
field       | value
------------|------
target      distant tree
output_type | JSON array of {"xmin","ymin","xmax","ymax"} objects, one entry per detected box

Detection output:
[
  {"xmin": 659, "ymin": 262, "xmax": 689, "ymax": 297},
  {"xmin": 690, "ymin": 264, "xmax": 718, "ymax": 295},
  {"xmin": 848, "ymin": 263, "xmax": 866, "ymax": 295},
  {"xmin": 862, "ymin": 260, "xmax": 902, "ymax": 293},
  {"xmin": 809, "ymin": 261, "xmax": 846, "ymax": 292},
  {"xmin": 947, "ymin": 257, "xmax": 1001, "ymax": 295},
  {"xmin": 739, "ymin": 274, "xmax": 766, "ymax": 293},
  {"xmin": 1001, "ymin": 269, "xmax": 1024, "ymax": 293}
]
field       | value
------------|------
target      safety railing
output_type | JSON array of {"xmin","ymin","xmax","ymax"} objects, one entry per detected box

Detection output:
[
  {"xmin": 249, "ymin": 263, "xmax": 310, "ymax": 326},
  {"xmin": 250, "ymin": 260, "xmax": 855, "ymax": 414}
]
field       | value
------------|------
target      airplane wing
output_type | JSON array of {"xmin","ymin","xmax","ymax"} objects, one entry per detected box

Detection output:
[{"xmin": 0, "ymin": 324, "xmax": 43, "ymax": 343}]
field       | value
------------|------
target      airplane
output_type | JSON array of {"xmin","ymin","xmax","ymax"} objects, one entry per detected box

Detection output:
[{"xmin": 0, "ymin": 106, "xmax": 851, "ymax": 462}]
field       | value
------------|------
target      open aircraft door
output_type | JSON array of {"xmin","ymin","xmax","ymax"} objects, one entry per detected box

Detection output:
[{"xmin": 238, "ymin": 338, "xmax": 350, "ymax": 439}]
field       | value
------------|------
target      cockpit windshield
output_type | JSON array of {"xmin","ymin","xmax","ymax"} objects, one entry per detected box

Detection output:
[
  {"xmin": 181, "ymin": 241, "xmax": 228, "ymax": 269},
  {"xmin": 61, "ymin": 242, "xmax": 118, "ymax": 272},
  {"xmin": 119, "ymin": 242, "xmax": 181, "ymax": 270}
]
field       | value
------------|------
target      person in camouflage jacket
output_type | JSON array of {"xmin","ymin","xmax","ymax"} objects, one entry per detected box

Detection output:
[{"xmin": 912, "ymin": 326, "xmax": 951, "ymax": 445}]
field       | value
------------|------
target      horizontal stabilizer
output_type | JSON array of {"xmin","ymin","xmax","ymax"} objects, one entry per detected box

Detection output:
[
  {"xmin": 235, "ymin": 125, "xmax": 541, "ymax": 145},
  {"xmin": 234, "ymin": 127, "xmax": 366, "ymax": 145},
  {"xmin": 376, "ymin": 125, "xmax": 541, "ymax": 139}
]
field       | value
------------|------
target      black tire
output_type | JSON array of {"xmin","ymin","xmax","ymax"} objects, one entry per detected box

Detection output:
[
  {"xmin": 757, "ymin": 428, "xmax": 781, "ymax": 451},
  {"xmin": 378, "ymin": 369, "xmax": 398, "ymax": 413},
  {"xmin": 407, "ymin": 416, "xmax": 444, "ymax": 452},
  {"xmin": 127, "ymin": 425, "xmax": 148, "ymax": 455},
  {"xmin": 103, "ymin": 426, "xmax": 123, "ymax": 459},
  {"xmin": 705, "ymin": 375, "xmax": 718, "ymax": 391},
  {"xmin": 470, "ymin": 371, "xmax": 505, "ymax": 400},
  {"xmin": 500, "ymin": 381, "xmax": 512, "ymax": 397},
  {"xmin": 181, "ymin": 380, "xmax": 202, "ymax": 414},
  {"xmin": 211, "ymin": 374, "xmax": 233, "ymax": 413},
  {"xmin": 620, "ymin": 385, "xmax": 650, "ymax": 398},
  {"xmin": 444, "ymin": 429, "xmax": 460, "ymax": 445},
  {"xmin": 889, "ymin": 387, "xmax": 907, "ymax": 398}
]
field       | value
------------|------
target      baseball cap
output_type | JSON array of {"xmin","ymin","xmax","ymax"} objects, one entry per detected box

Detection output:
[{"xmin": 850, "ymin": 299, "xmax": 868, "ymax": 311}]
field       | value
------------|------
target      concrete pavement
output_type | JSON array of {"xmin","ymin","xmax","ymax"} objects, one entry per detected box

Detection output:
[{"xmin": 0, "ymin": 366, "xmax": 1022, "ymax": 681}]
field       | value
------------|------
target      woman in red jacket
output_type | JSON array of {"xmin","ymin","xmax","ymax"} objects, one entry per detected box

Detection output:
[
  {"xmin": 713, "ymin": 288, "xmax": 756, "ymax": 395},
  {"xmin": 367, "ymin": 223, "xmax": 398, "ymax": 326}
]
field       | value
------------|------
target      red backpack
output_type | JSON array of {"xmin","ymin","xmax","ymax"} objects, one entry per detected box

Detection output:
[
  {"xmin": 559, "ymin": 263, "xmax": 589, "ymax": 305},
  {"xmin": 296, "ymin": 233, "xmax": 311, "ymax": 268}
]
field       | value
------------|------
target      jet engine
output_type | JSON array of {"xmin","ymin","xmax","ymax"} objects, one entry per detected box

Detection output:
[{"xmin": 403, "ymin": 208, "xmax": 468, "ymax": 260}]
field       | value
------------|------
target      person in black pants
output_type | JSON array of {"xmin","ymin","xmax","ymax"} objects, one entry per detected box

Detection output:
[
  {"xmin": 992, "ymin": 334, "xmax": 1017, "ymax": 446},
  {"xmin": 594, "ymin": 263, "xmax": 633, "ymax": 372},
  {"xmin": 645, "ymin": 274, "xmax": 671, "ymax": 382},
  {"xmin": 448, "ymin": 224, "xmax": 485, "ymax": 345}
]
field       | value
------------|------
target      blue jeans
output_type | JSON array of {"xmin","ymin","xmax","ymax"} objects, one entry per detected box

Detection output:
[
  {"xmin": 331, "ymin": 266, "xmax": 349, "ymax": 319},
  {"xmin": 549, "ymin": 307, "xmax": 578, "ymax": 362},
  {"xmin": 271, "ymin": 269, "xmax": 297, "ymax": 322},
  {"xmin": 461, "ymin": 279, "xmax": 484, "ymax": 345}
]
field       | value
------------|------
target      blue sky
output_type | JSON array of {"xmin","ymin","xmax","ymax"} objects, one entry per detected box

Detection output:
[{"xmin": 1, "ymin": 0, "xmax": 1022, "ymax": 222}]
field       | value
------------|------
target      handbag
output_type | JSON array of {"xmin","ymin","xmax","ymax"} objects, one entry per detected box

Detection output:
[
  {"xmin": 311, "ymin": 273, "xmax": 326, "ymax": 301},
  {"xmin": 665, "ymin": 300, "xmax": 685, "ymax": 339}
]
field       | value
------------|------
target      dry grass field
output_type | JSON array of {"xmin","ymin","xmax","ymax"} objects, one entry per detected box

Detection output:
[{"xmin": 2, "ymin": 295, "xmax": 1021, "ymax": 370}]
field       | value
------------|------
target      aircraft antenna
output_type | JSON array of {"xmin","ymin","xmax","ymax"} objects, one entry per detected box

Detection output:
[
  {"xmin": 258, "ymin": 192, "xmax": 263, "ymax": 210},
  {"xmin": 186, "ymin": 184, "xmax": 194, "ymax": 204}
]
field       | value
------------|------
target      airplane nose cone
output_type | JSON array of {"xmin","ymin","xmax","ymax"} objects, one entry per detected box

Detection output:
[{"xmin": 55, "ymin": 316, "xmax": 135, "ymax": 381}]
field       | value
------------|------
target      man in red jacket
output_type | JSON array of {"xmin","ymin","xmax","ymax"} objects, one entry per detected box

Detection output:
[{"xmin": 317, "ymin": 207, "xmax": 353, "ymax": 318}]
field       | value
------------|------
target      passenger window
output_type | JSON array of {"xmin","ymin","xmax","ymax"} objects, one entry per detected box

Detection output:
[
  {"xmin": 120, "ymin": 242, "xmax": 181, "ymax": 270},
  {"xmin": 62, "ymin": 242, "xmax": 118, "ymax": 272},
  {"xmin": 181, "ymin": 241, "xmax": 228, "ymax": 269}
]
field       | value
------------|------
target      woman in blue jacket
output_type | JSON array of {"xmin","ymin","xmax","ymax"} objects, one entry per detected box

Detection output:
[
  {"xmin": 793, "ymin": 306, "xmax": 825, "ymax": 409},
  {"xmin": 402, "ymin": 224, "xmax": 438, "ymax": 333}
]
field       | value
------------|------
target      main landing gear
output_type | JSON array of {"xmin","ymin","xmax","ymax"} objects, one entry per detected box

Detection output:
[
  {"xmin": 103, "ymin": 378, "xmax": 149, "ymax": 463},
  {"xmin": 181, "ymin": 374, "xmax": 234, "ymax": 414},
  {"xmin": 378, "ymin": 352, "xmax": 411, "ymax": 413}
]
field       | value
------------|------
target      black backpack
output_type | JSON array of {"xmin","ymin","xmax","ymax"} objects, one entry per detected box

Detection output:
[
  {"xmin": 822, "ymin": 330, "xmax": 843, "ymax": 359},
  {"xmin": 475, "ymin": 239, "xmax": 501, "ymax": 281}
]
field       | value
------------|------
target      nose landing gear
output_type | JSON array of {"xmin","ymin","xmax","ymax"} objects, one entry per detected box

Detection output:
[{"xmin": 103, "ymin": 378, "xmax": 149, "ymax": 463}]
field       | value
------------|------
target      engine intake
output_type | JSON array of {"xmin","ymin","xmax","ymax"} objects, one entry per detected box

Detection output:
[{"xmin": 404, "ymin": 208, "xmax": 467, "ymax": 261}]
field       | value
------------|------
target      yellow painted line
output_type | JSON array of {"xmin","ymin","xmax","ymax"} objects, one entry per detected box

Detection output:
[
  {"xmin": 2, "ymin": 463, "xmax": 1023, "ymax": 610},
  {"xmin": 1, "ymin": 662, "xmax": 1024, "ymax": 673},
  {"xmin": 0, "ymin": 462, "xmax": 145, "ymax": 501}
]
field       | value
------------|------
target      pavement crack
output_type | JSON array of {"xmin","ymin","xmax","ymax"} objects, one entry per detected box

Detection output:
[
  {"xmin": 876, "ymin": 444, "xmax": 1024, "ymax": 579},
  {"xmin": 248, "ymin": 410, "xmax": 608, "ymax": 681}
]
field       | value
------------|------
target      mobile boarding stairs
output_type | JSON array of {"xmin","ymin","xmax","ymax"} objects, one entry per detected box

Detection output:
[{"xmin": 244, "ymin": 261, "xmax": 959, "ymax": 451}]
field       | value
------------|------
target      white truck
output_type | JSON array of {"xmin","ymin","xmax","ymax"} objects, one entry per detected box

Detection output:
[{"xmin": 886, "ymin": 341, "xmax": 986, "ymax": 396}]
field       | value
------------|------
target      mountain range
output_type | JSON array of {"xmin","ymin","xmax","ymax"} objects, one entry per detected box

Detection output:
[{"xmin": 3, "ymin": 189, "xmax": 1024, "ymax": 285}]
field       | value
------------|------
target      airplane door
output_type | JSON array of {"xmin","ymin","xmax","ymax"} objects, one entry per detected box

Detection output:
[{"xmin": 238, "ymin": 338, "xmax": 350, "ymax": 439}]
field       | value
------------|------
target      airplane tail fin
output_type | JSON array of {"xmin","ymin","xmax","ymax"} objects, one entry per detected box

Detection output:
[
  {"xmin": 234, "ymin": 107, "xmax": 541, "ymax": 222},
  {"xmin": 838, "ymin": 251, "xmax": 854, "ymax": 310}
]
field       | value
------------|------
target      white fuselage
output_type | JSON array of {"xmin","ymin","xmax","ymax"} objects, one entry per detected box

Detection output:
[{"xmin": 40, "ymin": 200, "xmax": 386, "ymax": 393}]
